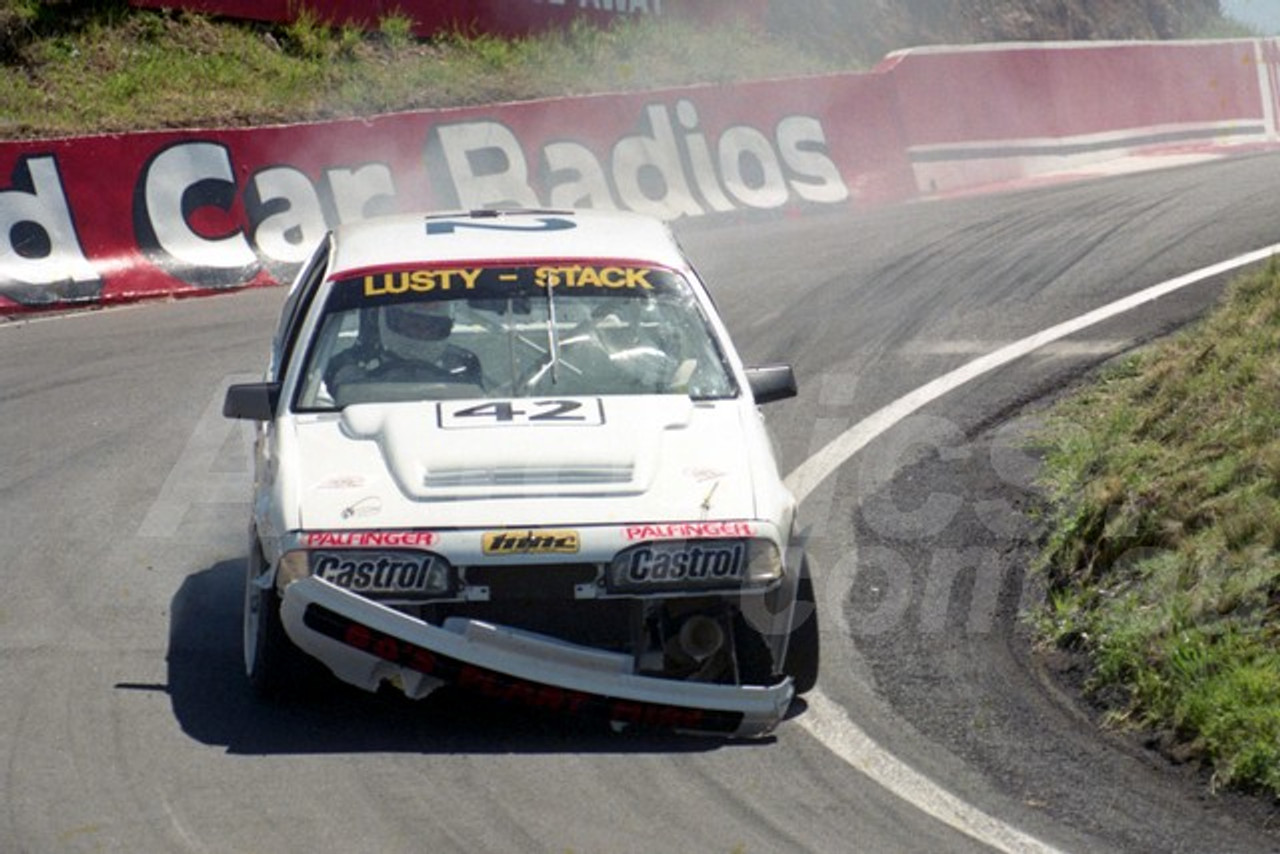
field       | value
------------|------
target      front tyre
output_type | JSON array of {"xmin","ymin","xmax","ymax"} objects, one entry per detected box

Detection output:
[
  {"xmin": 783, "ymin": 559, "xmax": 820, "ymax": 695},
  {"xmin": 243, "ymin": 542, "xmax": 318, "ymax": 699}
]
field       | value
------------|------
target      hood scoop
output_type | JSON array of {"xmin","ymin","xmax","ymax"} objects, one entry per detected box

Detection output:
[
  {"xmin": 423, "ymin": 461, "xmax": 634, "ymax": 489},
  {"xmin": 340, "ymin": 397, "xmax": 695, "ymax": 500}
]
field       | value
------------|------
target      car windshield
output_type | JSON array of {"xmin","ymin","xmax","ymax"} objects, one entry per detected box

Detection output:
[{"xmin": 294, "ymin": 263, "xmax": 739, "ymax": 410}]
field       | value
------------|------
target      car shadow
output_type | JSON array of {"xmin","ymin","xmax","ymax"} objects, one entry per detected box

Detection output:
[{"xmin": 161, "ymin": 559, "xmax": 774, "ymax": 755}]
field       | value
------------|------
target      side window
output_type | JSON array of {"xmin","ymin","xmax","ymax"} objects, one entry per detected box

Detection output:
[{"xmin": 270, "ymin": 237, "xmax": 332, "ymax": 380}]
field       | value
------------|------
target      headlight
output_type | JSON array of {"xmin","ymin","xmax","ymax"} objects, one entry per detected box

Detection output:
[
  {"xmin": 276, "ymin": 548, "xmax": 454, "ymax": 600},
  {"xmin": 606, "ymin": 539, "xmax": 782, "ymax": 594},
  {"xmin": 277, "ymin": 551, "xmax": 311, "ymax": 589},
  {"xmin": 744, "ymin": 540, "xmax": 784, "ymax": 585}
]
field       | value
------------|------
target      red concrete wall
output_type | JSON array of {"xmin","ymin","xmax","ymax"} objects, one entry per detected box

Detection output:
[
  {"xmin": 882, "ymin": 41, "xmax": 1263, "ymax": 146},
  {"xmin": 879, "ymin": 40, "xmax": 1274, "ymax": 192},
  {"xmin": 3, "ymin": 38, "xmax": 1277, "ymax": 313},
  {"xmin": 0, "ymin": 73, "xmax": 908, "ymax": 312}
]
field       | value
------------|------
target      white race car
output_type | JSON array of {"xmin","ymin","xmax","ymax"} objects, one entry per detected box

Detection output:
[{"xmin": 224, "ymin": 209, "xmax": 818, "ymax": 737}]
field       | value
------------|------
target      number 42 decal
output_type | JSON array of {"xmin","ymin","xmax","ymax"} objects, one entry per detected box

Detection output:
[{"xmin": 438, "ymin": 398, "xmax": 605, "ymax": 429}]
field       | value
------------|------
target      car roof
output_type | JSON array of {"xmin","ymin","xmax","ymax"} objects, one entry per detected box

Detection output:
[{"xmin": 327, "ymin": 209, "xmax": 689, "ymax": 277}]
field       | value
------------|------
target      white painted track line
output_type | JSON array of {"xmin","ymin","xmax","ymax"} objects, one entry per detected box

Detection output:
[{"xmin": 784, "ymin": 243, "xmax": 1280, "ymax": 853}]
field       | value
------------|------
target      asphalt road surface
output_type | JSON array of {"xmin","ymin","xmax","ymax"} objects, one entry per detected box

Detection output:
[{"xmin": 4, "ymin": 152, "xmax": 1280, "ymax": 853}]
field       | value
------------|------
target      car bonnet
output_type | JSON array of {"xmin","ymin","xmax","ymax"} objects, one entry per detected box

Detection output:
[{"xmin": 285, "ymin": 395, "xmax": 760, "ymax": 530}]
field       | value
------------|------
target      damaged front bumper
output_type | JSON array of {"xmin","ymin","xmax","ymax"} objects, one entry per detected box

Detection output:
[{"xmin": 279, "ymin": 577, "xmax": 795, "ymax": 737}]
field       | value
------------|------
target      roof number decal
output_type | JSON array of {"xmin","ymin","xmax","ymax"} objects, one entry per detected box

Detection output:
[{"xmin": 425, "ymin": 216, "xmax": 577, "ymax": 236}]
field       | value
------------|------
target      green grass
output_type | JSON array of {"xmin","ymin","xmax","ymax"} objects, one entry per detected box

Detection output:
[
  {"xmin": 1035, "ymin": 262, "xmax": 1280, "ymax": 796},
  {"xmin": 0, "ymin": 0, "xmax": 844, "ymax": 139},
  {"xmin": 0, "ymin": 0, "xmax": 1235, "ymax": 140}
]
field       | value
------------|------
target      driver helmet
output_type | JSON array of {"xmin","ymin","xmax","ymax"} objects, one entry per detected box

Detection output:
[
  {"xmin": 379, "ymin": 300, "xmax": 454, "ymax": 363},
  {"xmin": 594, "ymin": 307, "xmax": 670, "ymax": 388}
]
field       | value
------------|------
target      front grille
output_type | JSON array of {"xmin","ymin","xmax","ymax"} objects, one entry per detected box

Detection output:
[
  {"xmin": 432, "ymin": 598, "xmax": 636, "ymax": 650},
  {"xmin": 463, "ymin": 563, "xmax": 600, "ymax": 600}
]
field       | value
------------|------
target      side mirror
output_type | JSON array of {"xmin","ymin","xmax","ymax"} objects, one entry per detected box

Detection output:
[
  {"xmin": 223, "ymin": 382, "xmax": 281, "ymax": 421},
  {"xmin": 745, "ymin": 365, "xmax": 797, "ymax": 405}
]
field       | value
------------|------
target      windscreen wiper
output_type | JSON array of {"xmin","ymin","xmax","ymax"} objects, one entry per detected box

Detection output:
[
  {"xmin": 514, "ymin": 275, "xmax": 563, "ymax": 390},
  {"xmin": 545, "ymin": 273, "xmax": 560, "ymax": 385}
]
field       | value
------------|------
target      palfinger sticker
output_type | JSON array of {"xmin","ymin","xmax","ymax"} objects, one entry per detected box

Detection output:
[
  {"xmin": 304, "ymin": 530, "xmax": 438, "ymax": 548},
  {"xmin": 623, "ymin": 521, "xmax": 755, "ymax": 541}
]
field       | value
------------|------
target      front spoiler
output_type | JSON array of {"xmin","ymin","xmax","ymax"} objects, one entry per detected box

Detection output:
[{"xmin": 279, "ymin": 578, "xmax": 794, "ymax": 737}]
